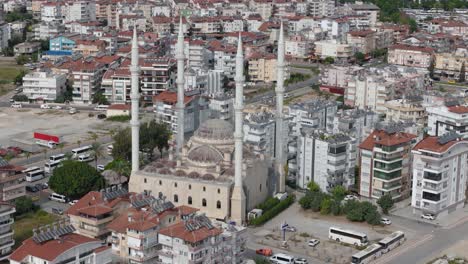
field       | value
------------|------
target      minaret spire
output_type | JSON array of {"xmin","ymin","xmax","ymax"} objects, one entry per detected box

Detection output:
[
  {"xmin": 231, "ymin": 32, "xmax": 246, "ymax": 224},
  {"xmin": 175, "ymin": 16, "xmax": 185, "ymax": 157},
  {"xmin": 275, "ymin": 21, "xmax": 286, "ymax": 193},
  {"xmin": 130, "ymin": 24, "xmax": 140, "ymax": 172}
]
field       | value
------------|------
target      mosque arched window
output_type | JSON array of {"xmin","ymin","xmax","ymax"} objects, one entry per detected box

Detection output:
[
  {"xmin": 216, "ymin": 201, "xmax": 221, "ymax": 209},
  {"xmin": 188, "ymin": 196, "xmax": 192, "ymax": 205},
  {"xmin": 202, "ymin": 199, "xmax": 207, "ymax": 207}
]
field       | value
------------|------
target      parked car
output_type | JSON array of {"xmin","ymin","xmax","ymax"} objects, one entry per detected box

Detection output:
[
  {"xmin": 97, "ymin": 114, "xmax": 106, "ymax": 119},
  {"xmin": 284, "ymin": 226, "xmax": 297, "ymax": 232},
  {"xmin": 26, "ymin": 185, "xmax": 40, "ymax": 193},
  {"xmin": 52, "ymin": 208, "xmax": 63, "ymax": 215},
  {"xmin": 0, "ymin": 149, "xmax": 7, "ymax": 156},
  {"xmin": 9, "ymin": 98, "xmax": 14, "ymax": 103},
  {"xmin": 344, "ymin": 194, "xmax": 358, "ymax": 201},
  {"xmin": 97, "ymin": 164, "xmax": 105, "ymax": 171},
  {"xmin": 54, "ymin": 105, "xmax": 62, "ymax": 110},
  {"xmin": 308, "ymin": 239, "xmax": 320, "ymax": 247},
  {"xmin": 35, "ymin": 183, "xmax": 48, "ymax": 190},
  {"xmin": 40, "ymin": 104, "xmax": 51, "ymax": 109},
  {"xmin": 421, "ymin": 213, "xmax": 435, "ymax": 220},
  {"xmin": 256, "ymin": 248, "xmax": 273, "ymax": 257},
  {"xmin": 68, "ymin": 200, "xmax": 79, "ymax": 206},
  {"xmin": 381, "ymin": 218, "xmax": 392, "ymax": 225},
  {"xmin": 11, "ymin": 102, "xmax": 22, "ymax": 108},
  {"xmin": 294, "ymin": 258, "xmax": 308, "ymax": 264},
  {"xmin": 69, "ymin": 107, "xmax": 77, "ymax": 114},
  {"xmin": 7, "ymin": 146, "xmax": 22, "ymax": 155}
]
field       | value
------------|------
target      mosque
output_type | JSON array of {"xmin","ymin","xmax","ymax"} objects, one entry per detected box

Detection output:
[{"xmin": 128, "ymin": 19, "xmax": 287, "ymax": 224}]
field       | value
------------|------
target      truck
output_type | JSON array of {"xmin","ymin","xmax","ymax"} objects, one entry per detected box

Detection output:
[
  {"xmin": 10, "ymin": 139, "xmax": 41, "ymax": 153},
  {"xmin": 34, "ymin": 132, "xmax": 61, "ymax": 149}
]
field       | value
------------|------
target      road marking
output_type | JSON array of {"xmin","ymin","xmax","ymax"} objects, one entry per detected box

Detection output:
[{"xmin": 374, "ymin": 234, "xmax": 434, "ymax": 264}]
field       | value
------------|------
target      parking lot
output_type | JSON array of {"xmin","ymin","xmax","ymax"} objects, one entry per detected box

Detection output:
[{"xmin": 0, "ymin": 107, "xmax": 123, "ymax": 147}]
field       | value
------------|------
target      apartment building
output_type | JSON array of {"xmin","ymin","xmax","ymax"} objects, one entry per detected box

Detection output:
[
  {"xmin": 250, "ymin": 0, "xmax": 273, "ymax": 19},
  {"xmin": 314, "ymin": 40, "xmax": 353, "ymax": 62},
  {"xmin": 140, "ymin": 57, "xmax": 175, "ymax": 103},
  {"xmin": 347, "ymin": 30, "xmax": 376, "ymax": 55},
  {"xmin": 295, "ymin": 129, "xmax": 357, "ymax": 192},
  {"xmin": 248, "ymin": 52, "xmax": 277, "ymax": 83},
  {"xmin": 208, "ymin": 94, "xmax": 233, "ymax": 122},
  {"xmin": 33, "ymin": 22, "xmax": 66, "ymax": 40},
  {"xmin": 384, "ymin": 98, "xmax": 427, "ymax": 126},
  {"xmin": 49, "ymin": 36, "xmax": 76, "ymax": 55},
  {"xmin": 434, "ymin": 47, "xmax": 468, "ymax": 81},
  {"xmin": 71, "ymin": 58, "xmax": 106, "ymax": 104},
  {"xmin": 288, "ymin": 99, "xmax": 338, "ymax": 137},
  {"xmin": 158, "ymin": 214, "xmax": 246, "ymax": 264},
  {"xmin": 66, "ymin": 186, "xmax": 131, "ymax": 239},
  {"xmin": 186, "ymin": 39, "xmax": 211, "ymax": 72},
  {"xmin": 359, "ymin": 126, "xmax": 416, "ymax": 200},
  {"xmin": 388, "ymin": 44, "xmax": 434, "ymax": 69},
  {"xmin": 40, "ymin": 2, "xmax": 63, "ymax": 23},
  {"xmin": 0, "ymin": 158, "xmax": 25, "ymax": 202},
  {"xmin": 243, "ymin": 111, "xmax": 276, "ymax": 158},
  {"xmin": 346, "ymin": 2, "xmax": 380, "ymax": 27},
  {"xmin": 101, "ymin": 63, "xmax": 131, "ymax": 104},
  {"xmin": 307, "ymin": 0, "xmax": 335, "ymax": 17},
  {"xmin": 9, "ymin": 223, "xmax": 111, "ymax": 264},
  {"xmin": 190, "ymin": 16, "xmax": 221, "ymax": 34},
  {"xmin": 285, "ymin": 34, "xmax": 313, "ymax": 60},
  {"xmin": 212, "ymin": 44, "xmax": 237, "ymax": 79},
  {"xmin": 330, "ymin": 109, "xmax": 379, "ymax": 145},
  {"xmin": 73, "ymin": 39, "xmax": 107, "ymax": 57},
  {"xmin": 411, "ymin": 132, "xmax": 468, "ymax": 217},
  {"xmin": 63, "ymin": 0, "xmax": 96, "ymax": 23},
  {"xmin": 427, "ymin": 104, "xmax": 468, "ymax": 138},
  {"xmin": 320, "ymin": 65, "xmax": 363, "ymax": 93},
  {"xmin": 22, "ymin": 70, "xmax": 67, "ymax": 102},
  {"xmin": 0, "ymin": 203, "xmax": 15, "ymax": 261}
]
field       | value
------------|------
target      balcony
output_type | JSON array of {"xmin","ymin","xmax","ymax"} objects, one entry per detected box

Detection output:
[
  {"xmin": 423, "ymin": 182, "xmax": 447, "ymax": 193},
  {"xmin": 423, "ymin": 171, "xmax": 444, "ymax": 182},
  {"xmin": 373, "ymin": 169, "xmax": 402, "ymax": 181},
  {"xmin": 374, "ymin": 160, "xmax": 402, "ymax": 173},
  {"xmin": 374, "ymin": 153, "xmax": 403, "ymax": 163},
  {"xmin": 422, "ymin": 191, "xmax": 444, "ymax": 203}
]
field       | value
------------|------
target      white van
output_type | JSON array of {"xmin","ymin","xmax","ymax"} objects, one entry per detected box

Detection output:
[
  {"xmin": 36, "ymin": 141, "xmax": 57, "ymax": 149},
  {"xmin": 270, "ymin": 253, "xmax": 295, "ymax": 264},
  {"xmin": 107, "ymin": 144, "xmax": 113, "ymax": 155},
  {"xmin": 49, "ymin": 193, "xmax": 68, "ymax": 203},
  {"xmin": 78, "ymin": 153, "xmax": 94, "ymax": 162}
]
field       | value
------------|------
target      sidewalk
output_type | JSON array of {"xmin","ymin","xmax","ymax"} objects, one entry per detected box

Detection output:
[{"xmin": 390, "ymin": 198, "xmax": 468, "ymax": 228}]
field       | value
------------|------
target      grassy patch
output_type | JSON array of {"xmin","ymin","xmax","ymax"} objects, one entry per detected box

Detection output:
[
  {"xmin": 0, "ymin": 66, "xmax": 23, "ymax": 82},
  {"xmin": 106, "ymin": 115, "xmax": 131, "ymax": 122},
  {"xmin": 13, "ymin": 210, "xmax": 58, "ymax": 248}
]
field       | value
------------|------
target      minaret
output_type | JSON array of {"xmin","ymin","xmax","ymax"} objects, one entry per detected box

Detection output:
[
  {"xmin": 175, "ymin": 16, "xmax": 185, "ymax": 157},
  {"xmin": 275, "ymin": 22, "xmax": 286, "ymax": 193},
  {"xmin": 231, "ymin": 33, "xmax": 246, "ymax": 224},
  {"xmin": 130, "ymin": 24, "xmax": 140, "ymax": 172}
]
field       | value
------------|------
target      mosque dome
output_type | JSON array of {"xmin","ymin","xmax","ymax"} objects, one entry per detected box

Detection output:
[
  {"xmin": 194, "ymin": 119, "xmax": 234, "ymax": 141},
  {"xmin": 187, "ymin": 145, "xmax": 223, "ymax": 164}
]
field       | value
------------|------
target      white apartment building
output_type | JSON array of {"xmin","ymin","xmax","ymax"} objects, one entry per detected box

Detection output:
[
  {"xmin": 307, "ymin": 0, "xmax": 335, "ymax": 17},
  {"xmin": 71, "ymin": 60, "xmax": 105, "ymax": 104},
  {"xmin": 320, "ymin": 64, "xmax": 363, "ymax": 89},
  {"xmin": 0, "ymin": 204, "xmax": 15, "ymax": 261},
  {"xmin": 411, "ymin": 133, "xmax": 468, "ymax": 217},
  {"xmin": 22, "ymin": 70, "xmax": 67, "ymax": 102},
  {"xmin": 285, "ymin": 34, "xmax": 313, "ymax": 60},
  {"xmin": 41, "ymin": 3, "xmax": 62, "ymax": 23},
  {"xmin": 185, "ymin": 40, "xmax": 211, "ymax": 72},
  {"xmin": 213, "ymin": 46, "xmax": 236, "ymax": 79},
  {"xmin": 288, "ymin": 100, "xmax": 338, "ymax": 137},
  {"xmin": 208, "ymin": 95, "xmax": 233, "ymax": 122},
  {"xmin": 359, "ymin": 126, "xmax": 416, "ymax": 200},
  {"xmin": 243, "ymin": 111, "xmax": 276, "ymax": 158},
  {"xmin": 320, "ymin": 18, "xmax": 350, "ymax": 42},
  {"xmin": 0, "ymin": 22, "xmax": 10, "ymax": 50},
  {"xmin": 314, "ymin": 40, "xmax": 353, "ymax": 62},
  {"xmin": 427, "ymin": 105, "xmax": 468, "ymax": 138},
  {"xmin": 158, "ymin": 215, "xmax": 246, "ymax": 264},
  {"xmin": 63, "ymin": 1, "xmax": 96, "ymax": 23},
  {"xmin": 388, "ymin": 44, "xmax": 434, "ymax": 69},
  {"xmin": 221, "ymin": 17, "xmax": 244, "ymax": 33},
  {"xmin": 33, "ymin": 22, "xmax": 66, "ymax": 40},
  {"xmin": 295, "ymin": 129, "xmax": 357, "ymax": 192},
  {"xmin": 384, "ymin": 98, "xmax": 426, "ymax": 126},
  {"xmin": 330, "ymin": 109, "xmax": 379, "ymax": 145}
]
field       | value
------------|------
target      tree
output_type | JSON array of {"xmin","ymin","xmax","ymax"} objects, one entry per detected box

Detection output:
[
  {"xmin": 105, "ymin": 158, "xmax": 131, "ymax": 177},
  {"xmin": 76, "ymin": 140, "xmax": 82, "ymax": 147},
  {"xmin": 91, "ymin": 142, "xmax": 103, "ymax": 169},
  {"xmin": 323, "ymin": 57, "xmax": 335, "ymax": 64},
  {"xmin": 14, "ymin": 69, "xmax": 27, "ymax": 85},
  {"xmin": 154, "ymin": 123, "xmax": 171, "ymax": 158},
  {"xmin": 307, "ymin": 181, "xmax": 321, "ymax": 193},
  {"xmin": 14, "ymin": 196, "xmax": 38, "ymax": 216},
  {"xmin": 40, "ymin": 39, "xmax": 50, "ymax": 51},
  {"xmin": 365, "ymin": 208, "xmax": 381, "ymax": 225},
  {"xmin": 15, "ymin": 54, "xmax": 30, "ymax": 65},
  {"xmin": 320, "ymin": 197, "xmax": 331, "ymax": 215},
  {"xmin": 459, "ymin": 62, "xmax": 466, "ymax": 83},
  {"xmin": 377, "ymin": 194, "xmax": 394, "ymax": 214},
  {"xmin": 92, "ymin": 91, "xmax": 109, "ymax": 105},
  {"xmin": 112, "ymin": 128, "xmax": 132, "ymax": 161},
  {"xmin": 428, "ymin": 59, "xmax": 435, "ymax": 79},
  {"xmin": 49, "ymin": 160, "xmax": 105, "ymax": 199},
  {"xmin": 330, "ymin": 199, "xmax": 342, "ymax": 216},
  {"xmin": 354, "ymin": 52, "xmax": 366, "ymax": 65},
  {"xmin": 331, "ymin": 186, "xmax": 347, "ymax": 201},
  {"xmin": 12, "ymin": 94, "xmax": 28, "ymax": 102}
]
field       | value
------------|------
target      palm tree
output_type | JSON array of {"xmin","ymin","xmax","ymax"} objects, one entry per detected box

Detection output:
[
  {"xmin": 57, "ymin": 143, "xmax": 64, "ymax": 154},
  {"xmin": 90, "ymin": 132, "xmax": 99, "ymax": 142},
  {"xmin": 64, "ymin": 152, "xmax": 73, "ymax": 160},
  {"xmin": 25, "ymin": 151, "xmax": 31, "ymax": 160},
  {"xmin": 91, "ymin": 142, "xmax": 103, "ymax": 169},
  {"xmin": 42, "ymin": 148, "xmax": 48, "ymax": 159},
  {"xmin": 76, "ymin": 140, "xmax": 81, "ymax": 147}
]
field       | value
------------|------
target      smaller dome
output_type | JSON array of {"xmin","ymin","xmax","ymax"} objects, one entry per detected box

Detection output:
[
  {"xmin": 202, "ymin": 174, "xmax": 215, "ymax": 180},
  {"xmin": 188, "ymin": 145, "xmax": 223, "ymax": 164},
  {"xmin": 174, "ymin": 170, "xmax": 186, "ymax": 177},
  {"xmin": 188, "ymin": 171, "xmax": 200, "ymax": 178},
  {"xmin": 195, "ymin": 119, "xmax": 234, "ymax": 140}
]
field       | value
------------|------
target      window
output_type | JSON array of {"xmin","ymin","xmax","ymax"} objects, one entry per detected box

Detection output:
[
  {"xmin": 159, "ymin": 180, "xmax": 162, "ymax": 185},
  {"xmin": 203, "ymin": 186, "xmax": 206, "ymax": 192},
  {"xmin": 144, "ymin": 178, "xmax": 147, "ymax": 183},
  {"xmin": 260, "ymin": 184, "xmax": 262, "ymax": 191},
  {"xmin": 217, "ymin": 200, "xmax": 221, "ymax": 209},
  {"xmin": 202, "ymin": 198, "xmax": 207, "ymax": 207},
  {"xmin": 188, "ymin": 196, "xmax": 192, "ymax": 205},
  {"xmin": 189, "ymin": 184, "xmax": 191, "ymax": 190},
  {"xmin": 174, "ymin": 195, "xmax": 178, "ymax": 203},
  {"xmin": 217, "ymin": 188, "xmax": 220, "ymax": 194},
  {"xmin": 174, "ymin": 182, "xmax": 177, "ymax": 188},
  {"xmin": 158, "ymin": 192, "xmax": 163, "ymax": 198}
]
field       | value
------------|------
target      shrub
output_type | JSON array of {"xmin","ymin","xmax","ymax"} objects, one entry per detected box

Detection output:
[
  {"xmin": 257, "ymin": 197, "xmax": 280, "ymax": 211},
  {"xmin": 320, "ymin": 197, "xmax": 331, "ymax": 215},
  {"xmin": 106, "ymin": 115, "xmax": 131, "ymax": 122},
  {"xmin": 14, "ymin": 196, "xmax": 39, "ymax": 216},
  {"xmin": 377, "ymin": 194, "xmax": 394, "ymax": 214},
  {"xmin": 250, "ymin": 195, "xmax": 295, "ymax": 226},
  {"xmin": 330, "ymin": 199, "xmax": 342, "ymax": 216}
]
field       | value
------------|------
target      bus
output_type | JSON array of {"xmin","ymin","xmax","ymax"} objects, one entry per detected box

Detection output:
[
  {"xmin": 25, "ymin": 169, "xmax": 45, "ymax": 182},
  {"xmin": 329, "ymin": 227, "xmax": 368, "ymax": 246},
  {"xmin": 71, "ymin": 145, "xmax": 92, "ymax": 159},
  {"xmin": 22, "ymin": 166, "xmax": 41, "ymax": 174},
  {"xmin": 49, "ymin": 154, "xmax": 65, "ymax": 163},
  {"xmin": 44, "ymin": 160, "xmax": 62, "ymax": 174},
  {"xmin": 94, "ymin": 105, "xmax": 109, "ymax": 111},
  {"xmin": 351, "ymin": 244, "xmax": 382, "ymax": 264},
  {"xmin": 378, "ymin": 231, "xmax": 405, "ymax": 254}
]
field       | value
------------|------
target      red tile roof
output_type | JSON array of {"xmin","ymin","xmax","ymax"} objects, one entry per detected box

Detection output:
[
  {"xmin": 413, "ymin": 136, "xmax": 468, "ymax": 154},
  {"xmin": 359, "ymin": 130, "xmax": 416, "ymax": 151},
  {"xmin": 108, "ymin": 104, "xmax": 130, "ymax": 110},
  {"xmin": 158, "ymin": 220, "xmax": 222, "ymax": 244},
  {"xmin": 349, "ymin": 30, "xmax": 375, "ymax": 37},
  {"xmin": 9, "ymin": 233, "xmax": 100, "ymax": 262},
  {"xmin": 153, "ymin": 91, "xmax": 193, "ymax": 105},
  {"xmin": 448, "ymin": 106, "xmax": 468, "ymax": 114},
  {"xmin": 389, "ymin": 44, "xmax": 434, "ymax": 54},
  {"xmin": 66, "ymin": 191, "xmax": 131, "ymax": 217}
]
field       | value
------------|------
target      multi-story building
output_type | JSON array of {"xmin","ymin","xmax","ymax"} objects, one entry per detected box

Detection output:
[
  {"xmin": 63, "ymin": 0, "xmax": 96, "ymax": 23},
  {"xmin": 9, "ymin": 224, "xmax": 111, "ymax": 264},
  {"xmin": 243, "ymin": 111, "xmax": 276, "ymax": 158},
  {"xmin": 73, "ymin": 39, "xmax": 107, "ymax": 57},
  {"xmin": 49, "ymin": 36, "xmax": 77, "ymax": 56},
  {"xmin": 359, "ymin": 126, "xmax": 416, "ymax": 200},
  {"xmin": 71, "ymin": 58, "xmax": 106, "ymax": 104},
  {"xmin": 13, "ymin": 42, "xmax": 41, "ymax": 56},
  {"xmin": 307, "ymin": 0, "xmax": 335, "ymax": 17},
  {"xmin": 66, "ymin": 186, "xmax": 131, "ymax": 239},
  {"xmin": 190, "ymin": 16, "xmax": 221, "ymax": 34},
  {"xmin": 411, "ymin": 133, "xmax": 468, "ymax": 217},
  {"xmin": 347, "ymin": 30, "xmax": 376, "ymax": 55},
  {"xmin": 22, "ymin": 70, "xmax": 67, "ymax": 102},
  {"xmin": 250, "ymin": 0, "xmax": 273, "ymax": 19},
  {"xmin": 208, "ymin": 94, "xmax": 233, "ymax": 121},
  {"xmin": 140, "ymin": 57, "xmax": 176, "ymax": 103},
  {"xmin": 285, "ymin": 34, "xmax": 312, "ymax": 60},
  {"xmin": 434, "ymin": 47, "xmax": 468, "ymax": 81},
  {"xmin": 320, "ymin": 64, "xmax": 363, "ymax": 94},
  {"xmin": 295, "ymin": 129, "xmax": 357, "ymax": 192},
  {"xmin": 388, "ymin": 44, "xmax": 434, "ymax": 69},
  {"xmin": 40, "ymin": 2, "xmax": 63, "ymax": 23},
  {"xmin": 0, "ymin": 203, "xmax": 15, "ymax": 261},
  {"xmin": 346, "ymin": 2, "xmax": 380, "ymax": 27},
  {"xmin": 212, "ymin": 43, "xmax": 237, "ymax": 79},
  {"xmin": 330, "ymin": 109, "xmax": 379, "ymax": 145},
  {"xmin": 384, "ymin": 98, "xmax": 426, "ymax": 126},
  {"xmin": 0, "ymin": 158, "xmax": 25, "ymax": 202},
  {"xmin": 247, "ymin": 53, "xmax": 277, "ymax": 83},
  {"xmin": 288, "ymin": 99, "xmax": 339, "ymax": 137},
  {"xmin": 158, "ymin": 214, "xmax": 246, "ymax": 264},
  {"xmin": 427, "ymin": 104, "xmax": 468, "ymax": 138},
  {"xmin": 314, "ymin": 40, "xmax": 353, "ymax": 62},
  {"xmin": 185, "ymin": 39, "xmax": 211, "ymax": 72},
  {"xmin": 33, "ymin": 22, "xmax": 66, "ymax": 40},
  {"xmin": 101, "ymin": 62, "xmax": 131, "ymax": 104}
]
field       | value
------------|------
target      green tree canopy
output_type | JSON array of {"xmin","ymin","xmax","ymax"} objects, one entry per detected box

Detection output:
[
  {"xmin": 331, "ymin": 186, "xmax": 347, "ymax": 201},
  {"xmin": 459, "ymin": 62, "xmax": 466, "ymax": 83},
  {"xmin": 49, "ymin": 160, "xmax": 105, "ymax": 199},
  {"xmin": 377, "ymin": 194, "xmax": 394, "ymax": 214},
  {"xmin": 14, "ymin": 196, "xmax": 38, "ymax": 216},
  {"xmin": 307, "ymin": 181, "xmax": 321, "ymax": 193},
  {"xmin": 112, "ymin": 128, "xmax": 132, "ymax": 161},
  {"xmin": 105, "ymin": 158, "xmax": 131, "ymax": 177}
]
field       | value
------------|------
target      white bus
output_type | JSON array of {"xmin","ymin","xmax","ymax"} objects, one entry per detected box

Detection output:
[
  {"xmin": 25, "ymin": 169, "xmax": 45, "ymax": 182},
  {"xmin": 71, "ymin": 145, "xmax": 92, "ymax": 159},
  {"xmin": 36, "ymin": 140, "xmax": 57, "ymax": 149},
  {"xmin": 378, "ymin": 231, "xmax": 405, "ymax": 254},
  {"xmin": 351, "ymin": 244, "xmax": 382, "ymax": 264},
  {"xmin": 329, "ymin": 227, "xmax": 368, "ymax": 246},
  {"xmin": 44, "ymin": 160, "xmax": 62, "ymax": 174},
  {"xmin": 22, "ymin": 166, "xmax": 41, "ymax": 174},
  {"xmin": 49, "ymin": 154, "xmax": 65, "ymax": 163},
  {"xmin": 94, "ymin": 105, "xmax": 109, "ymax": 111},
  {"xmin": 78, "ymin": 153, "xmax": 94, "ymax": 163}
]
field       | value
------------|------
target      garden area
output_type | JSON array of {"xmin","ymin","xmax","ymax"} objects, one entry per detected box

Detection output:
[{"xmin": 249, "ymin": 195, "xmax": 296, "ymax": 226}]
